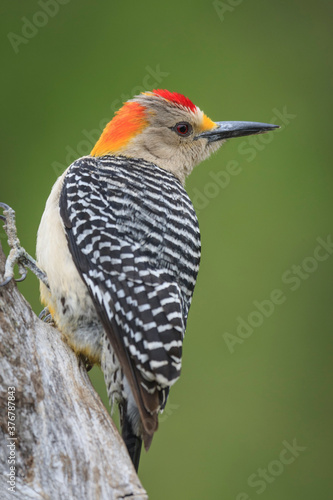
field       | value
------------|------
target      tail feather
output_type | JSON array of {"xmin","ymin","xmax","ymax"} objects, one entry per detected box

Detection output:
[{"xmin": 121, "ymin": 409, "xmax": 142, "ymax": 472}]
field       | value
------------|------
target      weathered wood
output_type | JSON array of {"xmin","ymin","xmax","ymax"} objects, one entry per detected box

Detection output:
[{"xmin": 0, "ymin": 244, "xmax": 148, "ymax": 499}]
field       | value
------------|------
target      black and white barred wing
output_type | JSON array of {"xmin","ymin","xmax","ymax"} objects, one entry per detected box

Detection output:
[{"xmin": 59, "ymin": 156, "xmax": 201, "ymax": 436}]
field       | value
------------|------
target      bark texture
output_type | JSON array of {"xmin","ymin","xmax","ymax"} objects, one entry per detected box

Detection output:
[{"xmin": 0, "ymin": 244, "xmax": 148, "ymax": 499}]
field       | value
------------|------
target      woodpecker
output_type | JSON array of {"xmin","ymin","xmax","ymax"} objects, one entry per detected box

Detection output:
[{"xmin": 36, "ymin": 89, "xmax": 278, "ymax": 470}]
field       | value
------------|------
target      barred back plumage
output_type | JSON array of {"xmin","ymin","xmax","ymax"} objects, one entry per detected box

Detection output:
[{"xmin": 59, "ymin": 154, "xmax": 201, "ymax": 447}]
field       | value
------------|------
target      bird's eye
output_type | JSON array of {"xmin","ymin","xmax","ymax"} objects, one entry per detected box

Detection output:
[{"xmin": 174, "ymin": 122, "xmax": 192, "ymax": 137}]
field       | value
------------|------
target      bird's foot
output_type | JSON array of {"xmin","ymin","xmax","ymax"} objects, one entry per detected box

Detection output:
[
  {"xmin": 38, "ymin": 306, "xmax": 55, "ymax": 326},
  {"xmin": 0, "ymin": 202, "xmax": 49, "ymax": 288}
]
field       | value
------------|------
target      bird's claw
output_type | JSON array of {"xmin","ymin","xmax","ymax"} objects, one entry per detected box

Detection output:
[
  {"xmin": 39, "ymin": 306, "xmax": 55, "ymax": 325},
  {"xmin": 0, "ymin": 265, "xmax": 28, "ymax": 287},
  {"xmin": 15, "ymin": 267, "xmax": 28, "ymax": 283},
  {"xmin": 38, "ymin": 306, "xmax": 49, "ymax": 320},
  {"xmin": 0, "ymin": 276, "xmax": 12, "ymax": 287},
  {"xmin": 0, "ymin": 202, "xmax": 11, "ymax": 212},
  {"xmin": 0, "ymin": 202, "xmax": 49, "ymax": 288}
]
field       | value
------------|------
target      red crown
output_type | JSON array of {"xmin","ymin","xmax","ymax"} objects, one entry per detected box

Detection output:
[{"xmin": 152, "ymin": 89, "xmax": 197, "ymax": 113}]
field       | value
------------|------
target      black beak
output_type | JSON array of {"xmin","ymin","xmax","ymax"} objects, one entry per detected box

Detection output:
[{"xmin": 195, "ymin": 121, "xmax": 279, "ymax": 143}]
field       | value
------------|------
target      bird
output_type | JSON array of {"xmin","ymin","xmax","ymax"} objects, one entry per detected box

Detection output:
[{"xmin": 36, "ymin": 89, "xmax": 278, "ymax": 471}]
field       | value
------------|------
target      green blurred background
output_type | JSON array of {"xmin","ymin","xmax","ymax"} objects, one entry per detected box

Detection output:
[{"xmin": 1, "ymin": 1, "xmax": 332, "ymax": 498}]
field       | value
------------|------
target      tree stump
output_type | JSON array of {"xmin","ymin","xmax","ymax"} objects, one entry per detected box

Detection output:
[{"xmin": 0, "ymin": 244, "xmax": 148, "ymax": 499}]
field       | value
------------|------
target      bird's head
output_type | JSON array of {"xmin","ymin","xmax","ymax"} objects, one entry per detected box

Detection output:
[{"xmin": 91, "ymin": 89, "xmax": 278, "ymax": 184}]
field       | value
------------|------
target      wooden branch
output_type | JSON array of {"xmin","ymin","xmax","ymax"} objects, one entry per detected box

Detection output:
[{"xmin": 0, "ymin": 243, "xmax": 148, "ymax": 499}]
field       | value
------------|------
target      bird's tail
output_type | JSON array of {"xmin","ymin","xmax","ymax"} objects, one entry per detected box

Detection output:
[{"xmin": 121, "ymin": 410, "xmax": 142, "ymax": 472}]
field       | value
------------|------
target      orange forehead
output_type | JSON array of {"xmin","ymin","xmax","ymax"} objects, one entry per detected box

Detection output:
[{"xmin": 91, "ymin": 101, "xmax": 148, "ymax": 157}]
